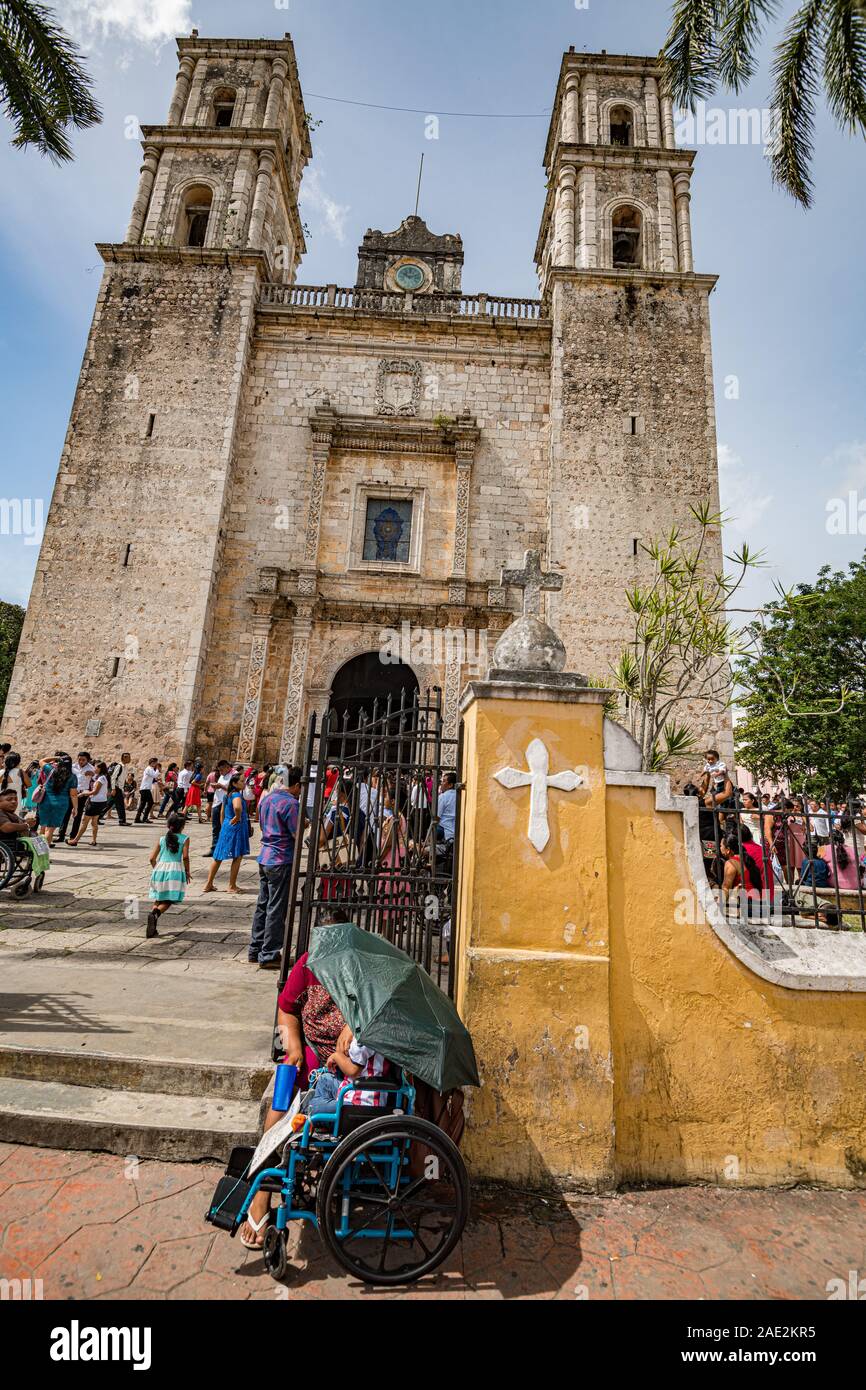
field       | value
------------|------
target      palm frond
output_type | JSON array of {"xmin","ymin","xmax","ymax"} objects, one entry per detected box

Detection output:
[
  {"xmin": 661, "ymin": 0, "xmax": 724, "ymax": 108},
  {"xmin": 717, "ymin": 0, "xmax": 781, "ymax": 89},
  {"xmin": 0, "ymin": 0, "xmax": 101, "ymax": 161},
  {"xmin": 822, "ymin": 0, "xmax": 866, "ymax": 132},
  {"xmin": 769, "ymin": 0, "xmax": 825, "ymax": 206}
]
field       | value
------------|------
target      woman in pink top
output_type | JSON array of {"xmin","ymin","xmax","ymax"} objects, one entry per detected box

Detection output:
[{"xmin": 820, "ymin": 820, "xmax": 864, "ymax": 891}]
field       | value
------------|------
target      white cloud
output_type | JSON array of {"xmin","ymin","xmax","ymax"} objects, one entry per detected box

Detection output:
[
  {"xmin": 300, "ymin": 167, "xmax": 351, "ymax": 245},
  {"xmin": 821, "ymin": 440, "xmax": 866, "ymax": 492},
  {"xmin": 718, "ymin": 443, "xmax": 774, "ymax": 534},
  {"xmin": 59, "ymin": 0, "xmax": 192, "ymax": 48}
]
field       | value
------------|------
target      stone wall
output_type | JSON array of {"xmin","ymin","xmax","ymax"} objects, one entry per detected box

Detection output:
[
  {"xmin": 2, "ymin": 257, "xmax": 259, "ymax": 764},
  {"xmin": 192, "ymin": 311, "xmax": 553, "ymax": 759},
  {"xmin": 546, "ymin": 270, "xmax": 732, "ymax": 756}
]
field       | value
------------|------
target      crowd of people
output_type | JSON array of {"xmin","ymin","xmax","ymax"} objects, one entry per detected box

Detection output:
[
  {"xmin": 685, "ymin": 748, "xmax": 866, "ymax": 924},
  {"xmin": 0, "ymin": 741, "xmax": 458, "ymax": 965}
]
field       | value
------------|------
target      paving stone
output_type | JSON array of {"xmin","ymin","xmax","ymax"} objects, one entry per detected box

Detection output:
[
  {"xmin": 37, "ymin": 1221, "xmax": 153, "ymax": 1298},
  {"xmin": 610, "ymin": 1253, "xmax": 707, "ymax": 1300},
  {"xmin": 133, "ymin": 1160, "xmax": 221, "ymax": 1206},
  {"xmin": 133, "ymin": 1234, "xmax": 213, "ymax": 1292}
]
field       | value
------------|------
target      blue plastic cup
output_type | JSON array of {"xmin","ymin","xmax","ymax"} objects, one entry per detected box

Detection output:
[{"xmin": 272, "ymin": 1063, "xmax": 298, "ymax": 1113}]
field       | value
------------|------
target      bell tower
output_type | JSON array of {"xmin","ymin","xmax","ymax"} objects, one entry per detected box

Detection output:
[
  {"xmin": 537, "ymin": 51, "xmax": 731, "ymax": 760},
  {"xmin": 125, "ymin": 31, "xmax": 310, "ymax": 278},
  {"xmin": 536, "ymin": 49, "xmax": 695, "ymax": 286},
  {"xmin": 1, "ymin": 33, "xmax": 313, "ymax": 762}
]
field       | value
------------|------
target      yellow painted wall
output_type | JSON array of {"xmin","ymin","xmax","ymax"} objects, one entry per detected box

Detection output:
[
  {"xmin": 457, "ymin": 686, "xmax": 866, "ymax": 1191},
  {"xmin": 607, "ymin": 784, "xmax": 866, "ymax": 1188}
]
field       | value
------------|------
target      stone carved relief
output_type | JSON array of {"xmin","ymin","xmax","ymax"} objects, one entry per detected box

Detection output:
[
  {"xmin": 376, "ymin": 359, "xmax": 422, "ymax": 418},
  {"xmin": 279, "ymin": 627, "xmax": 311, "ymax": 765},
  {"xmin": 236, "ymin": 632, "xmax": 269, "ymax": 762},
  {"xmin": 452, "ymin": 463, "xmax": 472, "ymax": 579},
  {"xmin": 302, "ymin": 412, "xmax": 334, "ymax": 572},
  {"xmin": 443, "ymin": 656, "xmax": 463, "ymax": 765}
]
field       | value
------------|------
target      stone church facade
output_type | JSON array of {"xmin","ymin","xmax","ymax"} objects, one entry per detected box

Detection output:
[{"xmin": 2, "ymin": 35, "xmax": 731, "ymax": 767}]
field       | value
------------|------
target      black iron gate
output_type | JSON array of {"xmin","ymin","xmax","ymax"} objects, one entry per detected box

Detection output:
[{"xmin": 277, "ymin": 686, "xmax": 463, "ymax": 1001}]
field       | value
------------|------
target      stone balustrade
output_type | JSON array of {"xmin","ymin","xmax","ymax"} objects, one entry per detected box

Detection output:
[{"xmin": 260, "ymin": 282, "xmax": 545, "ymax": 320}]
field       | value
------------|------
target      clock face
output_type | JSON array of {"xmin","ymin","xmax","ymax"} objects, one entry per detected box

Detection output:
[{"xmin": 394, "ymin": 262, "xmax": 426, "ymax": 291}]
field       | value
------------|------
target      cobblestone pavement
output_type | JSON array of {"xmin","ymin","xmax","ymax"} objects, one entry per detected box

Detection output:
[{"xmin": 1, "ymin": 1143, "xmax": 864, "ymax": 1300}]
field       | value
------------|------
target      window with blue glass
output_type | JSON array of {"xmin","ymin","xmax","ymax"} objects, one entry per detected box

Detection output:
[{"xmin": 362, "ymin": 499, "xmax": 413, "ymax": 564}]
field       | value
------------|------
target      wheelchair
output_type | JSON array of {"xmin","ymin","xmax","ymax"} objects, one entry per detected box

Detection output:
[
  {"xmin": 0, "ymin": 836, "xmax": 46, "ymax": 896},
  {"xmin": 205, "ymin": 1070, "xmax": 470, "ymax": 1288}
]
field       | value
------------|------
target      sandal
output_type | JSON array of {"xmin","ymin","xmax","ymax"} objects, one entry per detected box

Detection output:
[{"xmin": 239, "ymin": 1210, "xmax": 271, "ymax": 1250}]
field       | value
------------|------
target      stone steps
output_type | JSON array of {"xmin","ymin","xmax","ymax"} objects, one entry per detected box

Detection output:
[{"xmin": 0, "ymin": 1045, "xmax": 269, "ymax": 1162}]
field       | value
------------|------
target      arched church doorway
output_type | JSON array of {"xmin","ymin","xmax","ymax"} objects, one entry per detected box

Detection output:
[{"xmin": 327, "ymin": 652, "xmax": 419, "ymax": 757}]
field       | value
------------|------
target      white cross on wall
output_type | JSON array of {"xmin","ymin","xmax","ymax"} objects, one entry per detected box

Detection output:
[{"xmin": 494, "ymin": 738, "xmax": 584, "ymax": 853}]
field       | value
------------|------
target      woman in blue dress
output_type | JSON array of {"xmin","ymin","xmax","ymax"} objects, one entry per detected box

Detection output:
[
  {"xmin": 37, "ymin": 757, "xmax": 79, "ymax": 847},
  {"xmin": 202, "ymin": 773, "xmax": 251, "ymax": 894}
]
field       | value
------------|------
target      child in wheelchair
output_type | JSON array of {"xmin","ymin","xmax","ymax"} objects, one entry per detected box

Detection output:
[
  {"xmin": 0, "ymin": 786, "xmax": 37, "ymax": 837},
  {"xmin": 0, "ymin": 786, "xmax": 48, "ymax": 895},
  {"xmin": 300, "ymin": 1034, "xmax": 393, "ymax": 1118}
]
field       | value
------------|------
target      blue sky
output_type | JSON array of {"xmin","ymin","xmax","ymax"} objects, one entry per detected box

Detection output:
[{"xmin": 0, "ymin": 0, "xmax": 864, "ymax": 617}]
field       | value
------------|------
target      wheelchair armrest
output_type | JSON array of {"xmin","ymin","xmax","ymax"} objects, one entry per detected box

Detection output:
[{"xmin": 346, "ymin": 1077, "xmax": 403, "ymax": 1092}]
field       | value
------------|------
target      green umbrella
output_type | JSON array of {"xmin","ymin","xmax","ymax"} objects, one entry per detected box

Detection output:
[{"xmin": 307, "ymin": 922, "xmax": 479, "ymax": 1092}]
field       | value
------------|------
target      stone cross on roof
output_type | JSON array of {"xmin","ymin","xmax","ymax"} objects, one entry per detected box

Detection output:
[{"xmin": 501, "ymin": 550, "xmax": 563, "ymax": 618}]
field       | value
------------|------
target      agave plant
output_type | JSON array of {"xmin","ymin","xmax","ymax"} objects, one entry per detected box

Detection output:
[
  {"xmin": 662, "ymin": 0, "xmax": 866, "ymax": 206},
  {"xmin": 0, "ymin": 0, "xmax": 101, "ymax": 162}
]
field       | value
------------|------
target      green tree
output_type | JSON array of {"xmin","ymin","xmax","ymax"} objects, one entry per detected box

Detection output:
[
  {"xmin": 734, "ymin": 554, "xmax": 866, "ymax": 793},
  {"xmin": 0, "ymin": 600, "xmax": 24, "ymax": 717},
  {"xmin": 662, "ymin": 0, "xmax": 866, "ymax": 207},
  {"xmin": 0, "ymin": 0, "xmax": 101, "ymax": 162},
  {"xmin": 612, "ymin": 503, "xmax": 761, "ymax": 772}
]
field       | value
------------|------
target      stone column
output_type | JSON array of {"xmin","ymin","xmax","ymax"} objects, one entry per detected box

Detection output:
[
  {"xmin": 125, "ymin": 145, "xmax": 160, "ymax": 245},
  {"xmin": 661, "ymin": 95, "xmax": 677, "ymax": 149},
  {"xmin": 247, "ymin": 150, "xmax": 276, "ymax": 249},
  {"xmin": 236, "ymin": 602, "xmax": 277, "ymax": 763},
  {"xmin": 644, "ymin": 76, "xmax": 662, "ymax": 148},
  {"xmin": 582, "ymin": 73, "xmax": 599, "ymax": 144},
  {"xmin": 673, "ymin": 172, "xmax": 694, "ymax": 272},
  {"xmin": 656, "ymin": 170, "xmax": 678, "ymax": 272},
  {"xmin": 578, "ymin": 166, "xmax": 597, "ymax": 269},
  {"xmin": 263, "ymin": 57, "xmax": 289, "ymax": 129},
  {"xmin": 554, "ymin": 167, "xmax": 577, "ymax": 269},
  {"xmin": 279, "ymin": 601, "xmax": 314, "ymax": 765},
  {"xmin": 562, "ymin": 73, "xmax": 581, "ymax": 143},
  {"xmin": 167, "ymin": 55, "xmax": 196, "ymax": 126}
]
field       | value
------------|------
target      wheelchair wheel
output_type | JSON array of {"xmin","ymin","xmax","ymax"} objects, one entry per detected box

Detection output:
[
  {"xmin": 33, "ymin": 872, "xmax": 45, "ymax": 893},
  {"xmin": 262, "ymin": 1225, "xmax": 288, "ymax": 1281},
  {"xmin": 315, "ymin": 1115, "xmax": 469, "ymax": 1287},
  {"xmin": 13, "ymin": 881, "xmax": 31, "ymax": 898},
  {"xmin": 0, "ymin": 841, "xmax": 15, "ymax": 891}
]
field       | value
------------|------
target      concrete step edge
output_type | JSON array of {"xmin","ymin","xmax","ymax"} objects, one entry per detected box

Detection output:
[
  {"xmin": 0, "ymin": 1043, "xmax": 271, "ymax": 1102},
  {"xmin": 0, "ymin": 1076, "xmax": 259, "ymax": 1163}
]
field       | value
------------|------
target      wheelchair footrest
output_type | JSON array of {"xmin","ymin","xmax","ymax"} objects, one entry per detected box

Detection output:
[{"xmin": 205, "ymin": 1175, "xmax": 254, "ymax": 1234}]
